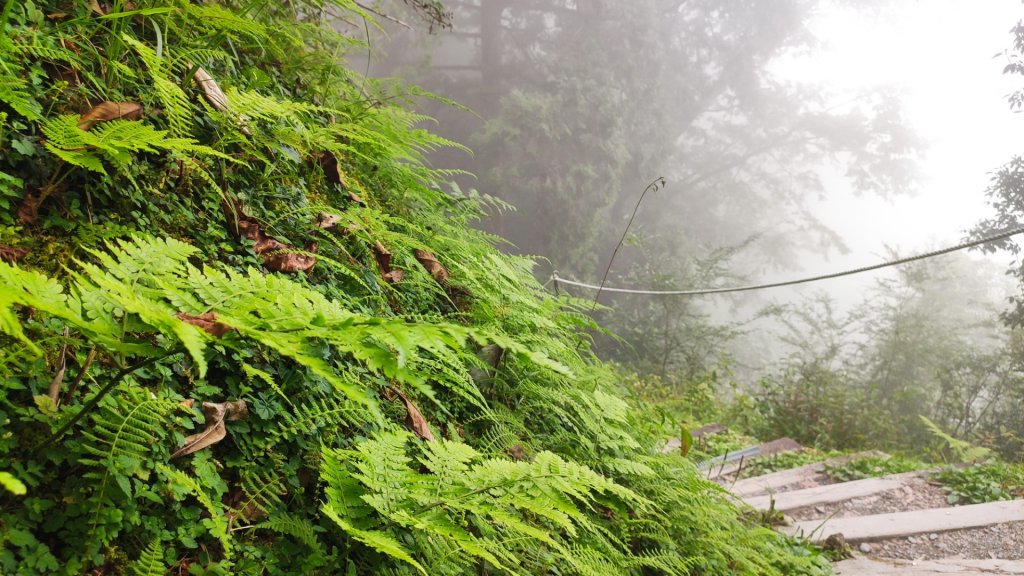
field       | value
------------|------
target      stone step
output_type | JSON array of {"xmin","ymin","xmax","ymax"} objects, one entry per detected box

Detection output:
[
  {"xmin": 728, "ymin": 451, "xmax": 885, "ymax": 498},
  {"xmin": 834, "ymin": 556, "xmax": 1024, "ymax": 575},
  {"xmin": 744, "ymin": 471, "xmax": 922, "ymax": 512},
  {"xmin": 783, "ymin": 499, "xmax": 1024, "ymax": 543}
]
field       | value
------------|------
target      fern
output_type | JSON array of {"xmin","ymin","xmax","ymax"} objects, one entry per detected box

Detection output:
[
  {"xmin": 128, "ymin": 540, "xmax": 165, "ymax": 576},
  {"xmin": 79, "ymin": 386, "xmax": 178, "ymax": 482},
  {"xmin": 254, "ymin": 513, "xmax": 326, "ymax": 559},
  {"xmin": 159, "ymin": 464, "xmax": 234, "ymax": 564},
  {"xmin": 0, "ymin": 73, "xmax": 42, "ymax": 121},
  {"xmin": 322, "ymin": 431, "xmax": 646, "ymax": 575},
  {"xmin": 122, "ymin": 34, "xmax": 192, "ymax": 135},
  {"xmin": 41, "ymin": 114, "xmax": 233, "ymax": 175},
  {"xmin": 238, "ymin": 458, "xmax": 287, "ymax": 519}
]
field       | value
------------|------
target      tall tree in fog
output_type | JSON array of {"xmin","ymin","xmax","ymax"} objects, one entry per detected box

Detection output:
[
  {"xmin": 372, "ymin": 0, "xmax": 919, "ymax": 375},
  {"xmin": 377, "ymin": 0, "xmax": 918, "ymax": 272}
]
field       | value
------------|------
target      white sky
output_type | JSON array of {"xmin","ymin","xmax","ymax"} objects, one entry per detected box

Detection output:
[
  {"xmin": 767, "ymin": 0, "xmax": 1024, "ymax": 298},
  {"xmin": 728, "ymin": 1, "xmax": 1024, "ymax": 373}
]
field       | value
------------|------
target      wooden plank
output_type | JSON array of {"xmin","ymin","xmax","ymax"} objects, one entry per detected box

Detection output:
[
  {"xmin": 743, "ymin": 471, "xmax": 921, "ymax": 512},
  {"xmin": 782, "ymin": 499, "xmax": 1024, "ymax": 542},
  {"xmin": 834, "ymin": 556, "xmax": 1024, "ymax": 575},
  {"xmin": 728, "ymin": 451, "xmax": 885, "ymax": 498},
  {"xmin": 701, "ymin": 438, "xmax": 802, "ymax": 479}
]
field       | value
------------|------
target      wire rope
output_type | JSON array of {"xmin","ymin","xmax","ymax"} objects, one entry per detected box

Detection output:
[{"xmin": 552, "ymin": 226, "xmax": 1024, "ymax": 296}]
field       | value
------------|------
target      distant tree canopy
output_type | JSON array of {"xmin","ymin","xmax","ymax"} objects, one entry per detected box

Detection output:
[
  {"xmin": 376, "ymin": 0, "xmax": 920, "ymax": 275},
  {"xmin": 972, "ymin": 19, "xmax": 1024, "ymax": 327},
  {"xmin": 371, "ymin": 0, "xmax": 921, "ymax": 375}
]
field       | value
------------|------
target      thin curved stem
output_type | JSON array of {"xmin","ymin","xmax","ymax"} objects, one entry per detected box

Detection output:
[{"xmin": 32, "ymin": 351, "xmax": 179, "ymax": 454}]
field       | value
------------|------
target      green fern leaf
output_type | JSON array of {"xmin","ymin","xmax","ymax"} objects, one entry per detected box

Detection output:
[
  {"xmin": 128, "ymin": 541, "xmax": 165, "ymax": 576},
  {"xmin": 322, "ymin": 507, "xmax": 426, "ymax": 575}
]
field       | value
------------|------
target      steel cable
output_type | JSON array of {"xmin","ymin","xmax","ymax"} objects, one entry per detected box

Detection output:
[{"xmin": 552, "ymin": 226, "xmax": 1024, "ymax": 296}]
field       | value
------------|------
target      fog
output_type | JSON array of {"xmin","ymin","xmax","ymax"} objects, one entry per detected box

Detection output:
[{"xmin": 359, "ymin": 0, "xmax": 1024, "ymax": 382}]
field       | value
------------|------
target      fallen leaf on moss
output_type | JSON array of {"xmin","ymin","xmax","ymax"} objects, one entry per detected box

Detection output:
[
  {"xmin": 263, "ymin": 242, "xmax": 318, "ymax": 273},
  {"xmin": 392, "ymin": 388, "xmax": 435, "ymax": 442},
  {"xmin": 17, "ymin": 193, "xmax": 40, "ymax": 225},
  {"xmin": 0, "ymin": 245, "xmax": 29, "ymax": 263},
  {"xmin": 177, "ymin": 311, "xmax": 233, "ymax": 338},
  {"xmin": 171, "ymin": 400, "xmax": 248, "ymax": 459},
  {"xmin": 319, "ymin": 151, "xmax": 346, "ymax": 188},
  {"xmin": 373, "ymin": 241, "xmax": 403, "ymax": 283},
  {"xmin": 414, "ymin": 249, "xmax": 449, "ymax": 283},
  {"xmin": 78, "ymin": 101, "xmax": 143, "ymax": 130},
  {"xmin": 222, "ymin": 199, "xmax": 317, "ymax": 273}
]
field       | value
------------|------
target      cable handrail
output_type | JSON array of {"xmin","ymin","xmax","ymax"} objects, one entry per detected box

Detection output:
[{"xmin": 552, "ymin": 226, "xmax": 1024, "ymax": 296}]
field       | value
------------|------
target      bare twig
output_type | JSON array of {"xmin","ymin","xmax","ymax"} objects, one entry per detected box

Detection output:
[
  {"xmin": 62, "ymin": 347, "xmax": 97, "ymax": 406},
  {"xmin": 46, "ymin": 327, "xmax": 70, "ymax": 404},
  {"xmin": 353, "ymin": 1, "xmax": 411, "ymax": 29}
]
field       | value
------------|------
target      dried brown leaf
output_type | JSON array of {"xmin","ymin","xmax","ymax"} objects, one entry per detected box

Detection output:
[
  {"xmin": 177, "ymin": 311, "xmax": 233, "ymax": 338},
  {"xmin": 393, "ymin": 389, "xmax": 435, "ymax": 442},
  {"xmin": 263, "ymin": 242, "xmax": 318, "ymax": 273},
  {"xmin": 88, "ymin": 0, "xmax": 107, "ymax": 15},
  {"xmin": 78, "ymin": 101, "xmax": 143, "ymax": 130},
  {"xmin": 17, "ymin": 193, "xmax": 40, "ymax": 225},
  {"xmin": 171, "ymin": 400, "xmax": 248, "ymax": 459},
  {"xmin": 315, "ymin": 213, "xmax": 343, "ymax": 229},
  {"xmin": 372, "ymin": 241, "xmax": 403, "ymax": 283},
  {"xmin": 413, "ymin": 249, "xmax": 449, "ymax": 284},
  {"xmin": 0, "ymin": 245, "xmax": 29, "ymax": 264},
  {"xmin": 507, "ymin": 444, "xmax": 525, "ymax": 461},
  {"xmin": 319, "ymin": 151, "xmax": 346, "ymax": 188},
  {"xmin": 193, "ymin": 67, "xmax": 251, "ymax": 136},
  {"xmin": 222, "ymin": 199, "xmax": 317, "ymax": 273}
]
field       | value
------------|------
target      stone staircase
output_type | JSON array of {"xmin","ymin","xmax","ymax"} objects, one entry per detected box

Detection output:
[{"xmin": 692, "ymin": 435, "xmax": 1024, "ymax": 575}]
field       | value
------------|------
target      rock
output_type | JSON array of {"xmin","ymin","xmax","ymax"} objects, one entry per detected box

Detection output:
[
  {"xmin": 859, "ymin": 543, "xmax": 873, "ymax": 554},
  {"xmin": 907, "ymin": 536, "xmax": 918, "ymax": 544},
  {"xmin": 815, "ymin": 506, "xmax": 825, "ymax": 514},
  {"xmin": 928, "ymin": 533, "xmax": 938, "ymax": 540}
]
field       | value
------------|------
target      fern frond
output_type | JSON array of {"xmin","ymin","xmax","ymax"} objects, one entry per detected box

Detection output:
[
  {"xmin": 253, "ymin": 513, "xmax": 326, "ymax": 557},
  {"xmin": 182, "ymin": 4, "xmax": 272, "ymax": 41},
  {"xmin": 159, "ymin": 464, "xmax": 233, "ymax": 562},
  {"xmin": 11, "ymin": 42, "xmax": 79, "ymax": 66},
  {"xmin": 42, "ymin": 115, "xmax": 234, "ymax": 176},
  {"xmin": 0, "ymin": 73, "xmax": 42, "ymax": 121},
  {"xmin": 128, "ymin": 540, "xmax": 165, "ymax": 576},
  {"xmin": 122, "ymin": 35, "xmax": 192, "ymax": 135},
  {"xmin": 79, "ymin": 387, "xmax": 178, "ymax": 479},
  {"xmin": 238, "ymin": 460, "xmax": 287, "ymax": 518}
]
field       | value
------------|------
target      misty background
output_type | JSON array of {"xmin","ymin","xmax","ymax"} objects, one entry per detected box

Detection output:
[{"xmin": 348, "ymin": 0, "xmax": 1024, "ymax": 452}]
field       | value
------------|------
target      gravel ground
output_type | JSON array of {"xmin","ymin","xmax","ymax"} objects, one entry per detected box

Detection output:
[
  {"xmin": 788, "ymin": 475, "xmax": 949, "ymax": 521},
  {"xmin": 780, "ymin": 474, "xmax": 1024, "ymax": 562},
  {"xmin": 860, "ymin": 520, "xmax": 1024, "ymax": 561}
]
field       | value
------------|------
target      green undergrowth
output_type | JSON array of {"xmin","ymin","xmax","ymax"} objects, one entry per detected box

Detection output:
[
  {"xmin": 934, "ymin": 462, "xmax": 1024, "ymax": 505},
  {"xmin": 824, "ymin": 455, "xmax": 929, "ymax": 483},
  {"xmin": 0, "ymin": 1, "xmax": 833, "ymax": 574},
  {"xmin": 738, "ymin": 449, "xmax": 841, "ymax": 479}
]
